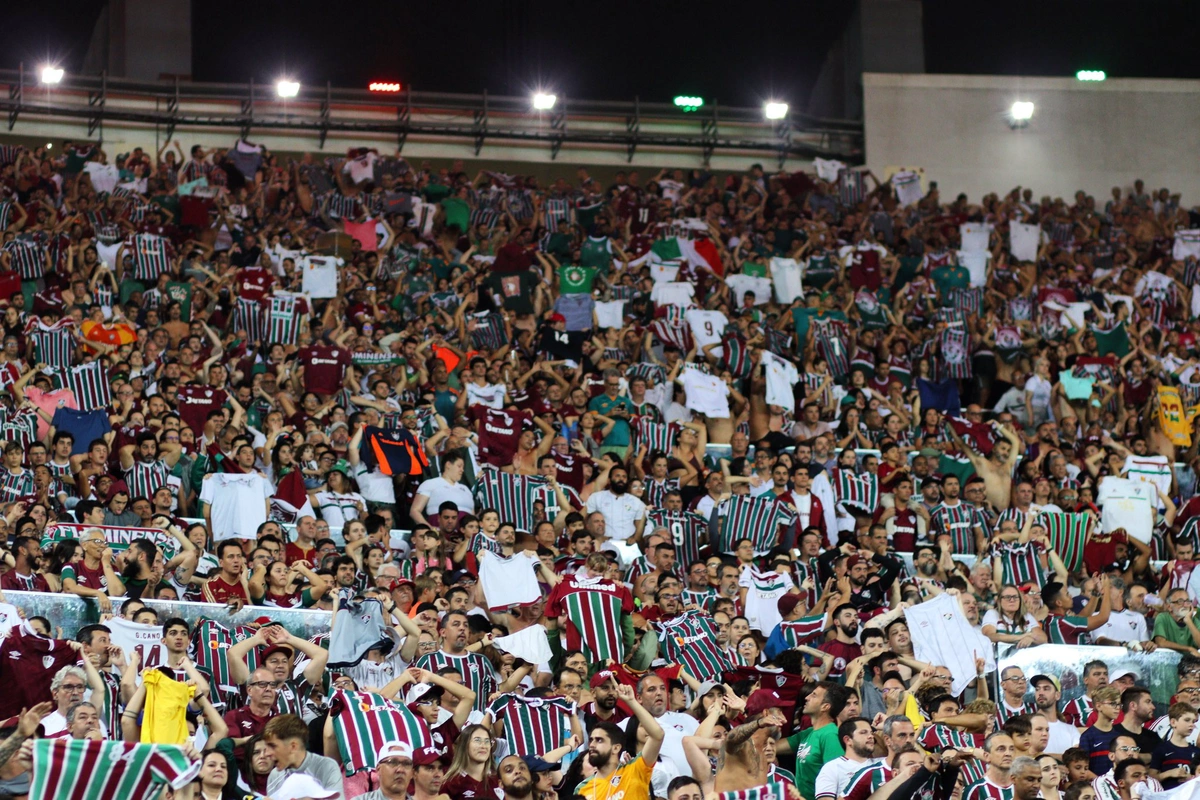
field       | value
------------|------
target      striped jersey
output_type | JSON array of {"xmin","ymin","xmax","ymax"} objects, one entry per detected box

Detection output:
[
  {"xmin": 51, "ymin": 362, "xmax": 112, "ymax": 410},
  {"xmin": 1043, "ymin": 613, "xmax": 1091, "ymax": 645},
  {"xmin": 30, "ymin": 739, "xmax": 200, "ymax": 800},
  {"xmin": 124, "ymin": 458, "xmax": 171, "ymax": 500},
  {"xmin": 929, "ymin": 501, "xmax": 981, "ymax": 554},
  {"xmin": 265, "ymin": 294, "xmax": 303, "ymax": 345},
  {"xmin": 329, "ymin": 689, "xmax": 431, "ymax": 775},
  {"xmin": 843, "ymin": 762, "xmax": 891, "ymax": 800},
  {"xmin": 962, "ymin": 777, "xmax": 1015, "ymax": 800},
  {"xmin": 715, "ymin": 495, "xmax": 797, "ymax": 556},
  {"xmin": 992, "ymin": 541, "xmax": 1046, "ymax": 586},
  {"xmin": 1037, "ymin": 512, "xmax": 1090, "ymax": 574},
  {"xmin": 469, "ymin": 311, "xmax": 507, "ymax": 350},
  {"xmin": 833, "ymin": 469, "xmax": 880, "ymax": 514},
  {"xmin": 920, "ymin": 723, "xmax": 984, "ymax": 783},
  {"xmin": 130, "ymin": 233, "xmax": 173, "ymax": 282},
  {"xmin": 188, "ymin": 618, "xmax": 237, "ymax": 698},
  {"xmin": 412, "ymin": 650, "xmax": 498, "ymax": 713},
  {"xmin": 1061, "ymin": 694, "xmax": 1094, "ymax": 727},
  {"xmin": 545, "ymin": 572, "xmax": 634, "ymax": 665},
  {"xmin": 0, "ymin": 467, "xmax": 35, "ymax": 501},
  {"xmin": 772, "ymin": 613, "xmax": 827, "ymax": 650},
  {"xmin": 681, "ymin": 586, "xmax": 717, "ymax": 611},
  {"xmin": 473, "ymin": 470, "xmax": 546, "ymax": 534},
  {"xmin": 717, "ymin": 778, "xmax": 790, "ymax": 800},
  {"xmin": 995, "ymin": 698, "xmax": 1037, "ymax": 726},
  {"xmin": 27, "ymin": 319, "xmax": 75, "ymax": 368},
  {"xmin": 646, "ymin": 509, "xmax": 708, "ymax": 567},
  {"xmin": 0, "ymin": 407, "xmax": 39, "ymax": 452},
  {"xmin": 653, "ymin": 610, "xmax": 734, "ymax": 677},
  {"xmin": 4, "ymin": 238, "xmax": 45, "ymax": 280},
  {"xmin": 633, "ymin": 418, "xmax": 680, "ymax": 454},
  {"xmin": 486, "ymin": 693, "xmax": 575, "ymax": 757}
]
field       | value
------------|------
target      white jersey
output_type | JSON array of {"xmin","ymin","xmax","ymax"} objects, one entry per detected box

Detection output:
[
  {"xmin": 815, "ymin": 756, "xmax": 881, "ymax": 800},
  {"xmin": 725, "ymin": 274, "xmax": 772, "ymax": 306},
  {"xmin": 1091, "ymin": 608, "xmax": 1149, "ymax": 644},
  {"xmin": 465, "ymin": 381, "xmax": 507, "ymax": 409},
  {"xmin": 199, "ymin": 472, "xmax": 274, "ymax": 541},
  {"xmin": 678, "ymin": 368, "xmax": 731, "ymax": 418},
  {"xmin": 685, "ymin": 309, "xmax": 728, "ymax": 354},
  {"xmin": 478, "ymin": 550, "xmax": 542, "ymax": 611},
  {"xmin": 1123, "ymin": 455, "xmax": 1172, "ymax": 499},
  {"xmin": 761, "ymin": 351, "xmax": 800, "ymax": 413},
  {"xmin": 1096, "ymin": 476, "xmax": 1155, "ymax": 538},
  {"xmin": 312, "ymin": 490, "xmax": 367, "ymax": 527},
  {"xmin": 302, "ymin": 255, "xmax": 341, "ymax": 298},
  {"xmin": 771, "ymin": 257, "xmax": 804, "ymax": 304},
  {"xmin": 416, "ymin": 477, "xmax": 476, "ymax": 516},
  {"xmin": 738, "ymin": 567, "xmax": 795, "ymax": 636},
  {"xmin": 649, "ymin": 281, "xmax": 695, "ymax": 309}
]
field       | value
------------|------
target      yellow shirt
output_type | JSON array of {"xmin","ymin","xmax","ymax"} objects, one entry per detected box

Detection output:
[
  {"xmin": 578, "ymin": 756, "xmax": 653, "ymax": 800},
  {"xmin": 141, "ymin": 669, "xmax": 194, "ymax": 744}
]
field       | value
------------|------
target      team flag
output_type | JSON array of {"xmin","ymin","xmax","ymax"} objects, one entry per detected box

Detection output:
[
  {"xmin": 715, "ymin": 496, "xmax": 797, "ymax": 556},
  {"xmin": 329, "ymin": 690, "xmax": 431, "ymax": 775},
  {"xmin": 486, "ymin": 694, "xmax": 575, "ymax": 757},
  {"xmin": 30, "ymin": 739, "xmax": 200, "ymax": 800},
  {"xmin": 654, "ymin": 610, "xmax": 734, "ymax": 677},
  {"xmin": 834, "ymin": 469, "xmax": 880, "ymax": 514},
  {"xmin": 1037, "ymin": 512, "xmax": 1091, "ymax": 574}
]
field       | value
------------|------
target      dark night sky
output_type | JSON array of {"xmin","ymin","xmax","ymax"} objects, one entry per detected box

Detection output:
[{"xmin": 3, "ymin": 1, "xmax": 1200, "ymax": 108}]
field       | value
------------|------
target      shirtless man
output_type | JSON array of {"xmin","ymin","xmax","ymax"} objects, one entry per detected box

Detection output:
[
  {"xmin": 946, "ymin": 420, "xmax": 1021, "ymax": 511},
  {"xmin": 506, "ymin": 415, "xmax": 557, "ymax": 476}
]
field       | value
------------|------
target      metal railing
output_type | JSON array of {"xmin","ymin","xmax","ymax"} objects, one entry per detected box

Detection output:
[{"xmin": 0, "ymin": 66, "xmax": 863, "ymax": 166}]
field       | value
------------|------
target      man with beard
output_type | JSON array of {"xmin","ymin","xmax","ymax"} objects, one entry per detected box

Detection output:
[
  {"xmin": 582, "ymin": 670, "xmax": 629, "ymax": 729},
  {"xmin": 841, "ymin": 552, "xmax": 902, "ymax": 615},
  {"xmin": 496, "ymin": 755, "xmax": 535, "ymax": 800},
  {"xmin": 912, "ymin": 543, "xmax": 951, "ymax": 587},
  {"xmin": 585, "ymin": 465, "xmax": 647, "ymax": 544},
  {"xmin": 1030, "ymin": 674, "xmax": 1080, "ymax": 755},
  {"xmin": 819, "ymin": 604, "xmax": 863, "ymax": 681},
  {"xmin": 0, "ymin": 535, "xmax": 48, "ymax": 591},
  {"xmin": 814, "ymin": 718, "xmax": 880, "ymax": 800},
  {"xmin": 577, "ymin": 683, "xmax": 664, "ymax": 800},
  {"xmin": 118, "ymin": 430, "xmax": 182, "ymax": 500},
  {"xmin": 929, "ymin": 474, "xmax": 987, "ymax": 556}
]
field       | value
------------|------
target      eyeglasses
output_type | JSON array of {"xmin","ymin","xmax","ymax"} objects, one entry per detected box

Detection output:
[
  {"xmin": 1000, "ymin": 594, "xmax": 1021, "ymax": 600},
  {"xmin": 249, "ymin": 681, "xmax": 282, "ymax": 689},
  {"xmin": 468, "ymin": 738, "xmax": 492, "ymax": 746},
  {"xmin": 58, "ymin": 683, "xmax": 86, "ymax": 692},
  {"xmin": 1115, "ymin": 745, "xmax": 1140, "ymax": 753},
  {"xmin": 660, "ymin": 593, "xmax": 681, "ymax": 600},
  {"xmin": 1001, "ymin": 676, "xmax": 1027, "ymax": 683},
  {"xmin": 379, "ymin": 758, "xmax": 413, "ymax": 769}
]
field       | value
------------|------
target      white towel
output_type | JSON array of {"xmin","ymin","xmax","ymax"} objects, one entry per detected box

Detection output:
[
  {"xmin": 493, "ymin": 624, "xmax": 554, "ymax": 666},
  {"xmin": 959, "ymin": 222, "xmax": 992, "ymax": 254},
  {"xmin": 594, "ymin": 300, "xmax": 625, "ymax": 329},
  {"xmin": 1175, "ymin": 229, "xmax": 1200, "ymax": 261}
]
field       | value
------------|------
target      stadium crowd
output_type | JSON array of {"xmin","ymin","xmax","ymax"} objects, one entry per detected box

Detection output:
[{"xmin": 0, "ymin": 139, "xmax": 1192, "ymax": 800}]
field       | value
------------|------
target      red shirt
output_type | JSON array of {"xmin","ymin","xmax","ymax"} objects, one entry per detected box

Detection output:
[
  {"xmin": 441, "ymin": 773, "xmax": 499, "ymax": 800},
  {"xmin": 237, "ymin": 267, "xmax": 274, "ymax": 303},
  {"xmin": 202, "ymin": 574, "xmax": 249, "ymax": 605},
  {"xmin": 175, "ymin": 386, "xmax": 227, "ymax": 435},
  {"xmin": 297, "ymin": 345, "xmax": 350, "ymax": 396},
  {"xmin": 285, "ymin": 542, "xmax": 321, "ymax": 569},
  {"xmin": 818, "ymin": 639, "xmax": 862, "ymax": 680},
  {"xmin": 0, "ymin": 570, "xmax": 49, "ymax": 592},
  {"xmin": 223, "ymin": 706, "xmax": 274, "ymax": 759}
]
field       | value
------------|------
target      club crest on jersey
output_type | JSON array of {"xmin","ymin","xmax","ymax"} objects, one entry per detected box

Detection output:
[{"xmin": 42, "ymin": 655, "xmax": 55, "ymax": 669}]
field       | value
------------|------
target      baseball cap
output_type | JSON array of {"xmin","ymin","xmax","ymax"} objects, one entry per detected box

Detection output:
[
  {"xmin": 445, "ymin": 569, "xmax": 477, "ymax": 586},
  {"xmin": 1110, "ymin": 668, "xmax": 1139, "ymax": 683},
  {"xmin": 385, "ymin": 578, "xmax": 416, "ymax": 593},
  {"xmin": 261, "ymin": 644, "xmax": 295, "ymax": 663},
  {"xmin": 414, "ymin": 745, "xmax": 442, "ymax": 766},
  {"xmin": 777, "ymin": 593, "xmax": 803, "ymax": 618},
  {"xmin": 548, "ymin": 313, "xmax": 567, "ymax": 324},
  {"xmin": 1030, "ymin": 674, "xmax": 1060, "ymax": 691},
  {"xmin": 377, "ymin": 741, "xmax": 413, "ymax": 761},
  {"xmin": 745, "ymin": 689, "xmax": 784, "ymax": 716},
  {"xmin": 695, "ymin": 681, "xmax": 722, "ymax": 698},
  {"xmin": 589, "ymin": 669, "xmax": 617, "ymax": 689},
  {"xmin": 845, "ymin": 555, "xmax": 864, "ymax": 570},
  {"xmin": 521, "ymin": 755, "xmax": 560, "ymax": 773}
]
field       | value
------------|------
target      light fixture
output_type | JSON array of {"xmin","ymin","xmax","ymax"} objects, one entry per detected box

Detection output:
[
  {"xmin": 764, "ymin": 101, "xmax": 789, "ymax": 120},
  {"xmin": 1010, "ymin": 101, "xmax": 1034, "ymax": 121},
  {"xmin": 40, "ymin": 66, "xmax": 64, "ymax": 85},
  {"xmin": 674, "ymin": 95, "xmax": 704, "ymax": 112},
  {"xmin": 1076, "ymin": 70, "xmax": 1106, "ymax": 82},
  {"xmin": 276, "ymin": 79, "xmax": 300, "ymax": 98},
  {"xmin": 369, "ymin": 82, "xmax": 402, "ymax": 93},
  {"xmin": 532, "ymin": 92, "xmax": 557, "ymax": 110}
]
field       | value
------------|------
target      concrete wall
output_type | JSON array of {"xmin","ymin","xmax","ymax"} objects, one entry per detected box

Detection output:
[{"xmin": 863, "ymin": 72, "xmax": 1200, "ymax": 204}]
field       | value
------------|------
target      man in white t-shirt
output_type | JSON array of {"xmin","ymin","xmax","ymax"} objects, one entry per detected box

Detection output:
[
  {"xmin": 585, "ymin": 465, "xmax": 646, "ymax": 542},
  {"xmin": 199, "ymin": 444, "xmax": 273, "ymax": 541},
  {"xmin": 619, "ymin": 674, "xmax": 697, "ymax": 776},
  {"xmin": 1092, "ymin": 578, "xmax": 1150, "ymax": 646},
  {"xmin": 411, "ymin": 452, "xmax": 475, "ymax": 525},
  {"xmin": 1031, "ymin": 674, "xmax": 1080, "ymax": 755}
]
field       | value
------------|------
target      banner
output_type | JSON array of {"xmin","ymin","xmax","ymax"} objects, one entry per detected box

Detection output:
[
  {"xmin": 41, "ymin": 523, "xmax": 179, "ymax": 560},
  {"xmin": 352, "ymin": 352, "xmax": 405, "ymax": 367}
]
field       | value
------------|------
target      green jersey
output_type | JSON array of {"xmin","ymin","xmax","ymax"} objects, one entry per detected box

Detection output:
[
  {"xmin": 441, "ymin": 196, "xmax": 470, "ymax": 232},
  {"xmin": 788, "ymin": 722, "xmax": 843, "ymax": 800},
  {"xmin": 742, "ymin": 260, "xmax": 768, "ymax": 278},
  {"xmin": 580, "ymin": 236, "xmax": 613, "ymax": 271},
  {"xmin": 559, "ymin": 264, "xmax": 599, "ymax": 294},
  {"xmin": 164, "ymin": 281, "xmax": 193, "ymax": 321},
  {"xmin": 931, "ymin": 264, "xmax": 971, "ymax": 293}
]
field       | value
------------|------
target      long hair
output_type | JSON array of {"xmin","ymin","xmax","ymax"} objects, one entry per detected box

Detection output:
[
  {"xmin": 996, "ymin": 583, "xmax": 1030, "ymax": 633},
  {"xmin": 43, "ymin": 540, "xmax": 79, "ymax": 577},
  {"xmin": 446, "ymin": 723, "xmax": 495, "ymax": 781}
]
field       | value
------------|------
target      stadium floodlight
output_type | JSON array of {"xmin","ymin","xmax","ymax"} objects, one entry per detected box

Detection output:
[
  {"xmin": 40, "ymin": 66, "xmax": 64, "ymax": 85},
  {"xmin": 1076, "ymin": 70, "xmax": 1106, "ymax": 82},
  {"xmin": 764, "ymin": 101, "xmax": 789, "ymax": 120},
  {"xmin": 1010, "ymin": 101, "xmax": 1035, "ymax": 121},
  {"xmin": 674, "ymin": 95, "xmax": 704, "ymax": 112},
  {"xmin": 532, "ymin": 92, "xmax": 557, "ymax": 110},
  {"xmin": 369, "ymin": 82, "xmax": 402, "ymax": 92},
  {"xmin": 276, "ymin": 79, "xmax": 300, "ymax": 98}
]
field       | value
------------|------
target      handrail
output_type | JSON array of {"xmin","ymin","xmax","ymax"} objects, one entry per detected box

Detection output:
[{"xmin": 0, "ymin": 67, "xmax": 863, "ymax": 164}]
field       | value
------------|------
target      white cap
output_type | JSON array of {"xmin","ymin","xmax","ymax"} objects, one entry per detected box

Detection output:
[
  {"xmin": 378, "ymin": 740, "xmax": 414, "ymax": 761},
  {"xmin": 1110, "ymin": 668, "xmax": 1139, "ymax": 683}
]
